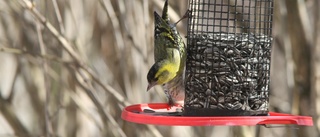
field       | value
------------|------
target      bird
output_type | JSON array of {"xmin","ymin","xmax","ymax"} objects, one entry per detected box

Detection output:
[{"xmin": 147, "ymin": 0, "xmax": 189, "ymax": 107}]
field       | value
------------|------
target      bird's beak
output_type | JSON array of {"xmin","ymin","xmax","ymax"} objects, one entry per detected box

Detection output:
[{"xmin": 147, "ymin": 83, "xmax": 154, "ymax": 92}]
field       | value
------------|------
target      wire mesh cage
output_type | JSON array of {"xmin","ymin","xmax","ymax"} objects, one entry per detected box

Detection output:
[{"xmin": 184, "ymin": 0, "xmax": 273, "ymax": 116}]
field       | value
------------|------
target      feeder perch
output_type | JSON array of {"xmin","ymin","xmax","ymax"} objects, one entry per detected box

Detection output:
[
  {"xmin": 121, "ymin": 103, "xmax": 313, "ymax": 126},
  {"xmin": 122, "ymin": 0, "xmax": 313, "ymax": 126}
]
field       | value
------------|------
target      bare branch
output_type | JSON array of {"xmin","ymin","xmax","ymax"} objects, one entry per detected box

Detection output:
[
  {"xmin": 73, "ymin": 66, "xmax": 127, "ymax": 137},
  {"xmin": 18, "ymin": 0, "xmax": 82, "ymax": 64},
  {"xmin": 51, "ymin": 0, "xmax": 65, "ymax": 34},
  {"xmin": 36, "ymin": 21, "xmax": 53, "ymax": 137},
  {"xmin": 14, "ymin": 0, "xmax": 163, "ymax": 136},
  {"xmin": 98, "ymin": 0, "xmax": 132, "ymax": 97},
  {"xmin": 18, "ymin": 0, "xmax": 130, "ymax": 108},
  {"xmin": 0, "ymin": 46, "xmax": 71, "ymax": 64},
  {"xmin": 0, "ymin": 96, "xmax": 30, "ymax": 137}
]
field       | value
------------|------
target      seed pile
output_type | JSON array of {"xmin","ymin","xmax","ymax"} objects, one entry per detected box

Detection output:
[{"xmin": 185, "ymin": 33, "xmax": 272, "ymax": 115}]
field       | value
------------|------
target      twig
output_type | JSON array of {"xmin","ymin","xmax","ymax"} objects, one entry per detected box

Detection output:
[
  {"xmin": 0, "ymin": 95, "xmax": 30, "ymax": 137},
  {"xmin": 80, "ymin": 66, "xmax": 130, "ymax": 107},
  {"xmin": 2, "ymin": 42, "xmax": 130, "ymax": 136},
  {"xmin": 312, "ymin": 0, "xmax": 320, "ymax": 134},
  {"xmin": 17, "ymin": 1, "xmax": 162, "ymax": 137},
  {"xmin": 49, "ymin": 104, "xmax": 65, "ymax": 122},
  {"xmin": 297, "ymin": 0, "xmax": 312, "ymax": 47},
  {"xmin": 73, "ymin": 66, "xmax": 127, "ymax": 137},
  {"xmin": 17, "ymin": 0, "xmax": 129, "ymax": 109},
  {"xmin": 0, "ymin": 52, "xmax": 25, "ymax": 136},
  {"xmin": 0, "ymin": 46, "xmax": 73, "ymax": 65},
  {"xmin": 36, "ymin": 22, "xmax": 53, "ymax": 137},
  {"xmin": 0, "ymin": 46, "xmax": 24, "ymax": 54},
  {"xmin": 98, "ymin": 0, "xmax": 132, "ymax": 98},
  {"xmin": 98, "ymin": 0, "xmax": 124, "ymax": 51},
  {"xmin": 19, "ymin": 0, "xmax": 82, "ymax": 64},
  {"xmin": 69, "ymin": 92, "xmax": 103, "ymax": 130},
  {"xmin": 97, "ymin": 1, "xmax": 163, "ymax": 136},
  {"xmin": 51, "ymin": 0, "xmax": 65, "ymax": 34},
  {"xmin": 278, "ymin": 0, "xmax": 295, "ymax": 113}
]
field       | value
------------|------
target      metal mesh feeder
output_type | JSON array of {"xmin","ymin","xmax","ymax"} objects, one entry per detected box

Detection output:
[
  {"xmin": 184, "ymin": 0, "xmax": 273, "ymax": 116},
  {"xmin": 121, "ymin": 0, "xmax": 313, "ymax": 126}
]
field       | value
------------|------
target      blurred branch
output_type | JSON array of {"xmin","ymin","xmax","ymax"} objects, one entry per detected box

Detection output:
[
  {"xmin": 297, "ymin": 0, "xmax": 312, "ymax": 47},
  {"xmin": 98, "ymin": 0, "xmax": 124, "ymax": 52},
  {"xmin": 0, "ymin": 46, "xmax": 70, "ymax": 63},
  {"xmin": 51, "ymin": 0, "xmax": 65, "ymax": 34},
  {"xmin": 0, "ymin": 96, "xmax": 30, "ymax": 137},
  {"xmin": 285, "ymin": 0, "xmax": 311, "ymax": 116},
  {"xmin": 98, "ymin": 0, "xmax": 132, "ymax": 98},
  {"xmin": 36, "ymin": 22, "xmax": 53, "ymax": 137},
  {"xmin": 17, "ymin": 0, "xmax": 130, "ymax": 108},
  {"xmin": 97, "ymin": 1, "xmax": 163, "ymax": 137},
  {"xmin": 278, "ymin": 0, "xmax": 295, "ymax": 113},
  {"xmin": 0, "ymin": 47, "xmax": 24, "ymax": 54},
  {"xmin": 74, "ymin": 67, "xmax": 127, "ymax": 137},
  {"xmin": 18, "ymin": 0, "xmax": 82, "ymax": 63},
  {"xmin": 19, "ymin": 0, "xmax": 161, "ymax": 136},
  {"xmin": 69, "ymin": 92, "xmax": 102, "ymax": 130},
  {"xmin": 14, "ymin": 0, "xmax": 132, "ymax": 136},
  {"xmin": 312, "ymin": 0, "xmax": 320, "ymax": 135},
  {"xmin": 280, "ymin": 0, "xmax": 316, "ymax": 135},
  {"xmin": 228, "ymin": 0, "xmax": 250, "ymax": 33},
  {"xmin": 0, "ymin": 50, "xmax": 25, "ymax": 136}
]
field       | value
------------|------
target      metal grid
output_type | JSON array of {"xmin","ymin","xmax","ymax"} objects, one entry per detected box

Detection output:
[{"xmin": 184, "ymin": 0, "xmax": 273, "ymax": 116}]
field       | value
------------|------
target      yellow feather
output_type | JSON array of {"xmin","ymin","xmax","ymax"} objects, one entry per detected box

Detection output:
[{"xmin": 154, "ymin": 61, "xmax": 179, "ymax": 85}]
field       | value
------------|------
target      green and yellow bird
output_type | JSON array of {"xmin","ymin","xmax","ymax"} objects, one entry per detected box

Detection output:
[{"xmin": 147, "ymin": 0, "xmax": 188, "ymax": 106}]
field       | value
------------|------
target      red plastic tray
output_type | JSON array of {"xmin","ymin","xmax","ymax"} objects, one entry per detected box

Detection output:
[{"xmin": 121, "ymin": 103, "xmax": 313, "ymax": 126}]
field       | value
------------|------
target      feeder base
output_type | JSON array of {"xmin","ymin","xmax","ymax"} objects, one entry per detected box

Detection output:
[
  {"xmin": 121, "ymin": 103, "xmax": 313, "ymax": 126},
  {"xmin": 183, "ymin": 107, "xmax": 268, "ymax": 116}
]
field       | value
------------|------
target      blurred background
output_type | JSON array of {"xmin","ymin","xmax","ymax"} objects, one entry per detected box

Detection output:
[{"xmin": 0, "ymin": 0, "xmax": 319, "ymax": 137}]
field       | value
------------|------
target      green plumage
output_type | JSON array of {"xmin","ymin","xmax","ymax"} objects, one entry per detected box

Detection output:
[
  {"xmin": 153, "ymin": 1, "xmax": 186, "ymax": 74},
  {"xmin": 147, "ymin": 0, "xmax": 187, "ymax": 106}
]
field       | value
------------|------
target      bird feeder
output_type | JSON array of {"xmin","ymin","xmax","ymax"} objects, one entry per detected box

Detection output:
[
  {"xmin": 122, "ymin": 0, "xmax": 313, "ymax": 126},
  {"xmin": 184, "ymin": 0, "xmax": 273, "ymax": 116}
]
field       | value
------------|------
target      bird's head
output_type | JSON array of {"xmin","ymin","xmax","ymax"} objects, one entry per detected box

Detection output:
[{"xmin": 147, "ymin": 61, "xmax": 176, "ymax": 91}]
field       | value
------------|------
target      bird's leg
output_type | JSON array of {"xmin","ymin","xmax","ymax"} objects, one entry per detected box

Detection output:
[
  {"xmin": 167, "ymin": 95, "xmax": 174, "ymax": 107},
  {"xmin": 174, "ymin": 9, "xmax": 191, "ymax": 25},
  {"xmin": 164, "ymin": 89, "xmax": 174, "ymax": 109}
]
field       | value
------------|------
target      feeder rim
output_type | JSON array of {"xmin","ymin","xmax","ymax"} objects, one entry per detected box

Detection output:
[{"xmin": 121, "ymin": 103, "xmax": 313, "ymax": 126}]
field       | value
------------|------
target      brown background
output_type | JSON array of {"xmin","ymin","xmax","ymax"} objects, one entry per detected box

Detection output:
[{"xmin": 0, "ymin": 0, "xmax": 319, "ymax": 137}]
